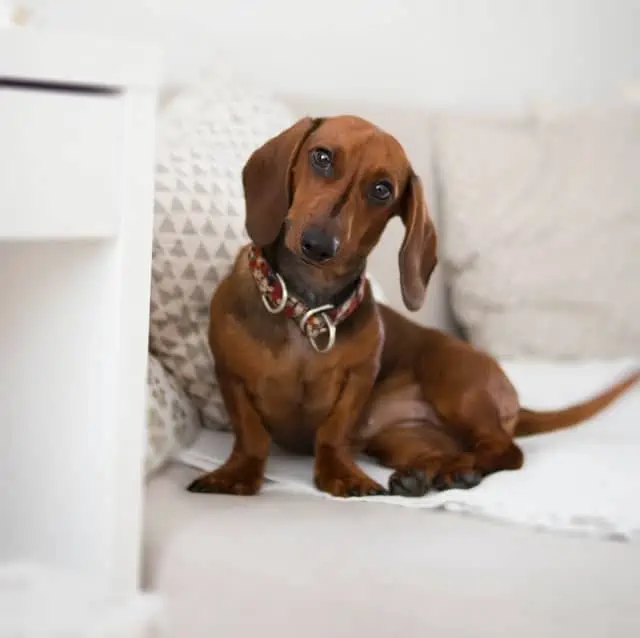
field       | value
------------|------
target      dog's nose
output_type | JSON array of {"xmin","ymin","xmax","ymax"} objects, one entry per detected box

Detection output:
[{"xmin": 300, "ymin": 227, "xmax": 339, "ymax": 263}]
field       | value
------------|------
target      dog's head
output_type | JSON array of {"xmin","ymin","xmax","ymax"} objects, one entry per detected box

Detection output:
[{"xmin": 242, "ymin": 115, "xmax": 437, "ymax": 311}]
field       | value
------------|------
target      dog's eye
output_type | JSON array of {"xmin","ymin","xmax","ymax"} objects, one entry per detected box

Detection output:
[
  {"xmin": 369, "ymin": 180, "xmax": 393, "ymax": 203},
  {"xmin": 310, "ymin": 147, "xmax": 333, "ymax": 174}
]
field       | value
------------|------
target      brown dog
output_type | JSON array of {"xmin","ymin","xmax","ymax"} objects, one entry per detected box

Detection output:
[{"xmin": 187, "ymin": 115, "xmax": 638, "ymax": 498}]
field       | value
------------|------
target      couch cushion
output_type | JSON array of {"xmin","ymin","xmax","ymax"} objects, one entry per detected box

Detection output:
[
  {"xmin": 144, "ymin": 463, "xmax": 640, "ymax": 638},
  {"xmin": 433, "ymin": 105, "xmax": 640, "ymax": 358}
]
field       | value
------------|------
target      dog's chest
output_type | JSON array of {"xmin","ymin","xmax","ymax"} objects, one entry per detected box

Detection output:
[{"xmin": 249, "ymin": 325, "xmax": 347, "ymax": 453}]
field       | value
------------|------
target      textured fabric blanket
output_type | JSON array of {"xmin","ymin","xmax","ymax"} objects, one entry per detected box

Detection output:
[{"xmin": 177, "ymin": 359, "xmax": 640, "ymax": 542}]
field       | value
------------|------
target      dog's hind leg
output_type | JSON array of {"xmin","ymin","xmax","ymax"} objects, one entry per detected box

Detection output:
[
  {"xmin": 424, "ymin": 388, "xmax": 525, "ymax": 477},
  {"xmin": 364, "ymin": 422, "xmax": 481, "ymax": 497}
]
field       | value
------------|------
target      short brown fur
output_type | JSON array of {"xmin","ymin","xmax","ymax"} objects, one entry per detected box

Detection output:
[{"xmin": 188, "ymin": 116, "xmax": 638, "ymax": 498}]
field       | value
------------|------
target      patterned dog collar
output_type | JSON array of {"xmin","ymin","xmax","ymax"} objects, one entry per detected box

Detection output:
[{"xmin": 247, "ymin": 244, "xmax": 367, "ymax": 353}]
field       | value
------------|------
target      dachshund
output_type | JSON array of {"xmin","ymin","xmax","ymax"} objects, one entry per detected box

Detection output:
[{"xmin": 187, "ymin": 115, "xmax": 639, "ymax": 498}]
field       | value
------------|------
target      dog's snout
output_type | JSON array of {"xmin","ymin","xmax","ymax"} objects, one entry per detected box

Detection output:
[{"xmin": 300, "ymin": 227, "xmax": 339, "ymax": 263}]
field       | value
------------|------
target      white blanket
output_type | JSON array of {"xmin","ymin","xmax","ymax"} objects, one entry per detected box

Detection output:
[{"xmin": 176, "ymin": 359, "xmax": 640, "ymax": 542}]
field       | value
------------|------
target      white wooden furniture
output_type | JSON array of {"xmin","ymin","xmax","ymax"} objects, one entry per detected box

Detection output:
[{"xmin": 0, "ymin": 29, "xmax": 159, "ymax": 596}]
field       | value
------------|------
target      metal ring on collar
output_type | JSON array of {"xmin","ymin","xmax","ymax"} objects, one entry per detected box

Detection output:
[
  {"xmin": 260, "ymin": 272, "xmax": 288, "ymax": 314},
  {"xmin": 299, "ymin": 304, "xmax": 336, "ymax": 353}
]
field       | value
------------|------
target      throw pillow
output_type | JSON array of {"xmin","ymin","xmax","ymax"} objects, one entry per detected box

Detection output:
[
  {"xmin": 149, "ymin": 80, "xmax": 298, "ymax": 429},
  {"xmin": 146, "ymin": 354, "xmax": 200, "ymax": 477},
  {"xmin": 433, "ymin": 106, "xmax": 640, "ymax": 358}
]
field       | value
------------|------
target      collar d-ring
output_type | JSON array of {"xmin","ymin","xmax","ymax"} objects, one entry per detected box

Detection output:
[{"xmin": 299, "ymin": 304, "xmax": 336, "ymax": 353}]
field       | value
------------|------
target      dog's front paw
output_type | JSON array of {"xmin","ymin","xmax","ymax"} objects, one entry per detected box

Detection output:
[
  {"xmin": 187, "ymin": 463, "xmax": 263, "ymax": 496},
  {"xmin": 314, "ymin": 459, "xmax": 387, "ymax": 498}
]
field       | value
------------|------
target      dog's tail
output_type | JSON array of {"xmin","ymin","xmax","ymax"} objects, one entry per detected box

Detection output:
[{"xmin": 515, "ymin": 370, "xmax": 639, "ymax": 437}]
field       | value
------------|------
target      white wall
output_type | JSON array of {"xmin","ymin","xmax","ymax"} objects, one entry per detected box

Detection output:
[
  {"xmin": 21, "ymin": 0, "xmax": 640, "ymax": 327},
  {"xmin": 26, "ymin": 0, "xmax": 640, "ymax": 110}
]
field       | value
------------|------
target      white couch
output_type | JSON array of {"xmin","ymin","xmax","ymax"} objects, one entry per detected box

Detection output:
[{"xmin": 142, "ymin": 92, "xmax": 640, "ymax": 638}]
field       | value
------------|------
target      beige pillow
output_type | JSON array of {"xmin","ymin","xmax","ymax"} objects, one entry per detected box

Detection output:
[{"xmin": 433, "ymin": 106, "xmax": 640, "ymax": 358}]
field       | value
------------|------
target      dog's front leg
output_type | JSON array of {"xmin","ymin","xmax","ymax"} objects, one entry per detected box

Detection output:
[
  {"xmin": 187, "ymin": 371, "xmax": 270, "ymax": 496},
  {"xmin": 314, "ymin": 368, "xmax": 387, "ymax": 498}
]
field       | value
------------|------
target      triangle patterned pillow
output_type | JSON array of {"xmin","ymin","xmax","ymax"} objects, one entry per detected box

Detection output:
[
  {"xmin": 149, "ymin": 81, "xmax": 297, "ymax": 430},
  {"xmin": 146, "ymin": 353, "xmax": 201, "ymax": 476}
]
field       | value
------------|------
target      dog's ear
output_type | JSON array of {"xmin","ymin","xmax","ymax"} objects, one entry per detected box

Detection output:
[
  {"xmin": 397, "ymin": 172, "xmax": 438, "ymax": 311},
  {"xmin": 242, "ymin": 117, "xmax": 320, "ymax": 246}
]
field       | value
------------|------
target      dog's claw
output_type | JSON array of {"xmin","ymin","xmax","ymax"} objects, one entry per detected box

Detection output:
[
  {"xmin": 342, "ymin": 485, "xmax": 388, "ymax": 497},
  {"xmin": 453, "ymin": 471, "xmax": 483, "ymax": 489},
  {"xmin": 314, "ymin": 461, "xmax": 386, "ymax": 498},
  {"xmin": 187, "ymin": 478, "xmax": 213, "ymax": 493},
  {"xmin": 432, "ymin": 474, "xmax": 448, "ymax": 491},
  {"xmin": 186, "ymin": 471, "xmax": 262, "ymax": 496}
]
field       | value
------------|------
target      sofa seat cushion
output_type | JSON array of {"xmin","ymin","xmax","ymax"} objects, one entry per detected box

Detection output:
[{"xmin": 143, "ymin": 463, "xmax": 640, "ymax": 638}]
